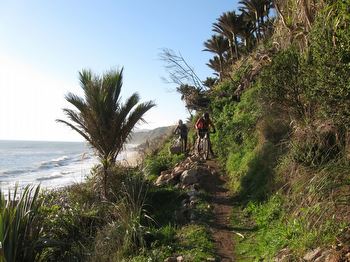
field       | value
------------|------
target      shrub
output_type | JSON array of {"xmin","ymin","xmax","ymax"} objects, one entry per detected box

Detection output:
[
  {"xmin": 308, "ymin": 1, "xmax": 350, "ymax": 127},
  {"xmin": 40, "ymin": 199, "xmax": 102, "ymax": 261},
  {"xmin": 143, "ymin": 151, "xmax": 185, "ymax": 179},
  {"xmin": 91, "ymin": 175, "xmax": 152, "ymax": 261},
  {"xmin": 260, "ymin": 47, "xmax": 311, "ymax": 120}
]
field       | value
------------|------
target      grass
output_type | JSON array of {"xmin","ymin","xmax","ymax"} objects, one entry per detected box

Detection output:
[
  {"xmin": 146, "ymin": 186, "xmax": 186, "ymax": 225},
  {"xmin": 232, "ymin": 162, "xmax": 350, "ymax": 261},
  {"xmin": 117, "ymin": 176, "xmax": 218, "ymax": 261},
  {"xmin": 176, "ymin": 224, "xmax": 216, "ymax": 261},
  {"xmin": 143, "ymin": 139, "xmax": 185, "ymax": 181},
  {"xmin": 123, "ymin": 224, "xmax": 216, "ymax": 262}
]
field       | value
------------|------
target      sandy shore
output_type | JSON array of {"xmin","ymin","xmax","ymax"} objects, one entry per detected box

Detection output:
[{"xmin": 118, "ymin": 150, "xmax": 142, "ymax": 166}]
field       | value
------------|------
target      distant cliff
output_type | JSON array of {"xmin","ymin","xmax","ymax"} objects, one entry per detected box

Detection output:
[{"xmin": 130, "ymin": 126, "xmax": 174, "ymax": 145}]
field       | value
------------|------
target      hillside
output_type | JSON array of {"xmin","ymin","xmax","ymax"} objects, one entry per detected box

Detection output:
[
  {"xmin": 170, "ymin": 0, "xmax": 350, "ymax": 260},
  {"xmin": 130, "ymin": 126, "xmax": 174, "ymax": 145},
  {"xmin": 1, "ymin": 1, "xmax": 349, "ymax": 261}
]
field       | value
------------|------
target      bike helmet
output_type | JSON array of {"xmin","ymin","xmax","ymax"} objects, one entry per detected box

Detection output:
[
  {"xmin": 178, "ymin": 119, "xmax": 183, "ymax": 125},
  {"xmin": 203, "ymin": 112, "xmax": 209, "ymax": 120}
]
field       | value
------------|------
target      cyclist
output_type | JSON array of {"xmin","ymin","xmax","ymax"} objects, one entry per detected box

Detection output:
[
  {"xmin": 174, "ymin": 119, "xmax": 188, "ymax": 153},
  {"xmin": 195, "ymin": 112, "xmax": 216, "ymax": 157}
]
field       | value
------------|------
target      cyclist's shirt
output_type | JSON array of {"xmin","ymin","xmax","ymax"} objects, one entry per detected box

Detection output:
[
  {"xmin": 195, "ymin": 117, "xmax": 213, "ymax": 131},
  {"xmin": 175, "ymin": 124, "xmax": 188, "ymax": 138}
]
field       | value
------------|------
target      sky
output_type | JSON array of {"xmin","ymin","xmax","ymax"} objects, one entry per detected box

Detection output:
[{"xmin": 0, "ymin": 1, "xmax": 238, "ymax": 141}]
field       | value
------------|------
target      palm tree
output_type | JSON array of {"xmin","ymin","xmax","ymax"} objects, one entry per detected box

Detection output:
[
  {"xmin": 213, "ymin": 11, "xmax": 242, "ymax": 62},
  {"xmin": 239, "ymin": 0, "xmax": 272, "ymax": 40},
  {"xmin": 206, "ymin": 56, "xmax": 221, "ymax": 78},
  {"xmin": 203, "ymin": 77, "xmax": 218, "ymax": 89},
  {"xmin": 57, "ymin": 68, "xmax": 155, "ymax": 197},
  {"xmin": 203, "ymin": 35, "xmax": 229, "ymax": 80},
  {"xmin": 239, "ymin": 11, "xmax": 257, "ymax": 52}
]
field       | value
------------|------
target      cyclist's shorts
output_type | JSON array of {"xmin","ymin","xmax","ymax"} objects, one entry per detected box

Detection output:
[
  {"xmin": 198, "ymin": 129, "xmax": 209, "ymax": 138},
  {"xmin": 180, "ymin": 134, "xmax": 187, "ymax": 139}
]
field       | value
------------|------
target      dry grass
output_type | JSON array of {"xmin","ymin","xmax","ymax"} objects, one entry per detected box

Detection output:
[{"xmin": 273, "ymin": 0, "xmax": 326, "ymax": 51}]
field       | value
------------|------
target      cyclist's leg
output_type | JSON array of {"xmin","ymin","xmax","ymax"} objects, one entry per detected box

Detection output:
[
  {"xmin": 208, "ymin": 133, "xmax": 215, "ymax": 156},
  {"xmin": 197, "ymin": 130, "xmax": 205, "ymax": 153},
  {"xmin": 196, "ymin": 135, "xmax": 200, "ymax": 153},
  {"xmin": 180, "ymin": 134, "xmax": 186, "ymax": 153}
]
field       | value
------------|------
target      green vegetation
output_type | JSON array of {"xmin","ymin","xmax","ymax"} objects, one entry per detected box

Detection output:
[
  {"xmin": 203, "ymin": 0, "xmax": 350, "ymax": 259},
  {"xmin": 0, "ymin": 186, "xmax": 43, "ymax": 262},
  {"xmin": 2, "ymin": 0, "xmax": 350, "ymax": 261},
  {"xmin": 0, "ymin": 145, "xmax": 215, "ymax": 261},
  {"xmin": 143, "ymin": 139, "xmax": 185, "ymax": 180}
]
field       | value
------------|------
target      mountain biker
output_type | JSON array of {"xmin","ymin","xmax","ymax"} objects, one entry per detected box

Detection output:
[
  {"xmin": 195, "ymin": 112, "xmax": 216, "ymax": 157},
  {"xmin": 174, "ymin": 119, "xmax": 188, "ymax": 153}
]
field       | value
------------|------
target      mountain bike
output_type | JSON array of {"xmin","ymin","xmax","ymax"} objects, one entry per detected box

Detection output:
[
  {"xmin": 171, "ymin": 135, "xmax": 187, "ymax": 154},
  {"xmin": 196, "ymin": 130, "xmax": 212, "ymax": 160}
]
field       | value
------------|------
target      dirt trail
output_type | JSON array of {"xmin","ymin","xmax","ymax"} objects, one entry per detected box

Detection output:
[{"xmin": 199, "ymin": 160, "xmax": 235, "ymax": 261}]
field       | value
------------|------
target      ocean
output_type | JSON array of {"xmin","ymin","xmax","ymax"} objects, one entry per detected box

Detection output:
[{"xmin": 0, "ymin": 140, "xmax": 137, "ymax": 192}]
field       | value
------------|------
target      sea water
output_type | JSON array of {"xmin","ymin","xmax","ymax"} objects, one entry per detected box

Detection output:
[{"xmin": 0, "ymin": 140, "xmax": 137, "ymax": 192}]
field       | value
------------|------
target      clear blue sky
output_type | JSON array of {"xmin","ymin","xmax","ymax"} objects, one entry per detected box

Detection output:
[{"xmin": 0, "ymin": 1, "xmax": 238, "ymax": 141}]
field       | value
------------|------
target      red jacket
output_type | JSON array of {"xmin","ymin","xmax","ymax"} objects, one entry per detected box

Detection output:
[{"xmin": 195, "ymin": 117, "xmax": 213, "ymax": 130}]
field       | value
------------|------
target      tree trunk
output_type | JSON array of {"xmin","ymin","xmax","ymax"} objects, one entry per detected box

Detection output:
[
  {"xmin": 233, "ymin": 34, "xmax": 239, "ymax": 59},
  {"xmin": 255, "ymin": 12, "xmax": 261, "ymax": 41},
  {"xmin": 219, "ymin": 54, "xmax": 224, "ymax": 81},
  {"xmin": 103, "ymin": 165, "xmax": 108, "ymax": 199},
  {"xmin": 260, "ymin": 16, "xmax": 265, "ymax": 38},
  {"xmin": 228, "ymin": 38, "xmax": 235, "ymax": 66}
]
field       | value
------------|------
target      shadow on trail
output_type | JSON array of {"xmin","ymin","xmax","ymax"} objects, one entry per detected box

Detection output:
[{"xmin": 199, "ymin": 160, "xmax": 236, "ymax": 261}]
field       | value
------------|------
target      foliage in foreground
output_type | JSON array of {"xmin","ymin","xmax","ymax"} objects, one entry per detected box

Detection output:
[{"xmin": 0, "ymin": 186, "xmax": 43, "ymax": 262}]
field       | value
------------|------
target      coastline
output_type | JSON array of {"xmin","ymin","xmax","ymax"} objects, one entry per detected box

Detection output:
[{"xmin": 0, "ymin": 144, "xmax": 141, "ymax": 194}]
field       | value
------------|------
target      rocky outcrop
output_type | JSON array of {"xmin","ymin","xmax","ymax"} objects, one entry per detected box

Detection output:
[
  {"xmin": 152, "ymin": 155, "xmax": 216, "ymax": 227},
  {"xmin": 154, "ymin": 156, "xmax": 215, "ymax": 189},
  {"xmin": 180, "ymin": 168, "xmax": 198, "ymax": 186},
  {"xmin": 155, "ymin": 170, "xmax": 180, "ymax": 186},
  {"xmin": 169, "ymin": 138, "xmax": 182, "ymax": 155},
  {"xmin": 275, "ymin": 230, "xmax": 350, "ymax": 262},
  {"xmin": 303, "ymin": 248, "xmax": 323, "ymax": 261}
]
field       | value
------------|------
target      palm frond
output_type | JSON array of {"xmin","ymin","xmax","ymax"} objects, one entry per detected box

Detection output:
[{"xmin": 115, "ymin": 101, "xmax": 156, "ymax": 159}]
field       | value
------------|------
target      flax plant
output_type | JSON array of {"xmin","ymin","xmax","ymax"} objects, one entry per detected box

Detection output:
[
  {"xmin": 0, "ymin": 185, "xmax": 43, "ymax": 262},
  {"xmin": 114, "ymin": 175, "xmax": 152, "ymax": 255}
]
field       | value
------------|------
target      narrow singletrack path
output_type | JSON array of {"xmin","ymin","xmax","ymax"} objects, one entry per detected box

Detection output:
[{"xmin": 198, "ymin": 160, "xmax": 235, "ymax": 261}]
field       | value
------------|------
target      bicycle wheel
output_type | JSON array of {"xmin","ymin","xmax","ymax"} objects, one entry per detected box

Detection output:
[
  {"xmin": 196, "ymin": 138, "xmax": 202, "ymax": 156},
  {"xmin": 202, "ymin": 137, "xmax": 209, "ymax": 160}
]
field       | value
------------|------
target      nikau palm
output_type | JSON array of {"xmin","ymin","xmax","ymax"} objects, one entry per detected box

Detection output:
[
  {"xmin": 213, "ymin": 11, "xmax": 242, "ymax": 62},
  {"xmin": 203, "ymin": 35, "xmax": 229, "ymax": 80},
  {"xmin": 239, "ymin": 0, "xmax": 272, "ymax": 40},
  {"xmin": 57, "ymin": 68, "xmax": 155, "ymax": 197}
]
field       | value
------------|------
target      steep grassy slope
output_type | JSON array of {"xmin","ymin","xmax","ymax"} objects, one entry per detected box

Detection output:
[{"xmin": 208, "ymin": 1, "xmax": 350, "ymax": 259}]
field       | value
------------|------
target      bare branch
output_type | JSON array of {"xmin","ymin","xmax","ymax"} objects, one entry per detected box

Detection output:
[{"xmin": 159, "ymin": 48, "xmax": 206, "ymax": 90}]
